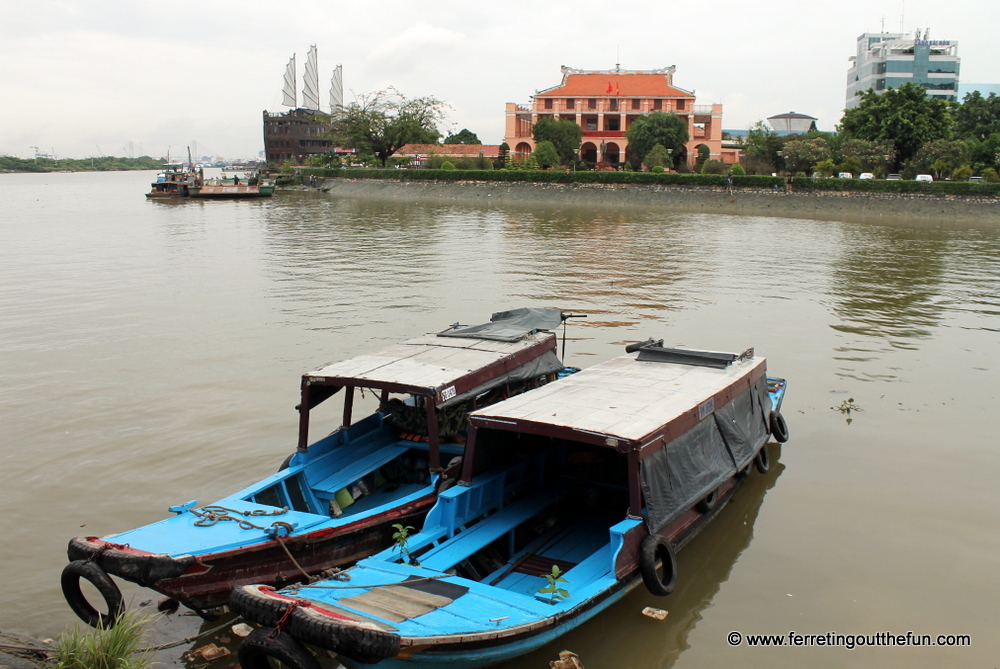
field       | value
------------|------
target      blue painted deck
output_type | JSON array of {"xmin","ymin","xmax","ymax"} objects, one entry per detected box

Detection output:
[{"xmin": 102, "ymin": 412, "xmax": 441, "ymax": 557}]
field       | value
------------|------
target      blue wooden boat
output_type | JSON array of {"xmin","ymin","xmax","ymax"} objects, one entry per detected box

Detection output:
[
  {"xmin": 231, "ymin": 342, "xmax": 789, "ymax": 669},
  {"xmin": 61, "ymin": 308, "xmax": 574, "ymax": 627}
]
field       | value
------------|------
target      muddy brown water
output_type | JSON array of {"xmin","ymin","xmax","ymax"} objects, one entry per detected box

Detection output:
[{"xmin": 1, "ymin": 171, "xmax": 997, "ymax": 667}]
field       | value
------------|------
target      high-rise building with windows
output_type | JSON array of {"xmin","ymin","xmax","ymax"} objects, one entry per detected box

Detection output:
[{"xmin": 846, "ymin": 31, "xmax": 960, "ymax": 109}]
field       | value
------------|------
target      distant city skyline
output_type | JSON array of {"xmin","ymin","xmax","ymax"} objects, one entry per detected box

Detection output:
[{"xmin": 1, "ymin": 0, "xmax": 998, "ymax": 160}]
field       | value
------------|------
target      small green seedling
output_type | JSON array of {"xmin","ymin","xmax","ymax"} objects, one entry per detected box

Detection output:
[
  {"xmin": 392, "ymin": 523, "xmax": 415, "ymax": 563},
  {"xmin": 832, "ymin": 397, "xmax": 862, "ymax": 424},
  {"xmin": 537, "ymin": 565, "xmax": 570, "ymax": 604}
]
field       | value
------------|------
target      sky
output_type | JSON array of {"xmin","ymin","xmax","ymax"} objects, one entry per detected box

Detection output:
[{"xmin": 1, "ymin": 0, "xmax": 997, "ymax": 160}]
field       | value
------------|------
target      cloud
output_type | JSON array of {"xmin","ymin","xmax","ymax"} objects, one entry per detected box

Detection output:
[{"xmin": 367, "ymin": 22, "xmax": 466, "ymax": 71}]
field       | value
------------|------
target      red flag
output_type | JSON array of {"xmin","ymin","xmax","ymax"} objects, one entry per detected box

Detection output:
[{"xmin": 606, "ymin": 81, "xmax": 613, "ymax": 94}]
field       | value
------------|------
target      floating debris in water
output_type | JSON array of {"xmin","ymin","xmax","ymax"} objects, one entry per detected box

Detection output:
[
  {"xmin": 832, "ymin": 397, "xmax": 862, "ymax": 424},
  {"xmin": 642, "ymin": 607, "xmax": 669, "ymax": 620}
]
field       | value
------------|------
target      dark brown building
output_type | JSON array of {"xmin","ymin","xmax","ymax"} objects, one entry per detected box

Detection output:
[{"xmin": 262, "ymin": 108, "xmax": 334, "ymax": 165}]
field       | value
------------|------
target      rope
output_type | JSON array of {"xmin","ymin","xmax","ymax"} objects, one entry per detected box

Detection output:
[
  {"xmin": 137, "ymin": 616, "xmax": 241, "ymax": 652},
  {"xmin": 189, "ymin": 505, "xmax": 291, "ymax": 534}
]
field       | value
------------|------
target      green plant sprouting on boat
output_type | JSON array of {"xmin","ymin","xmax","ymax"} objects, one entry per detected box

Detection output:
[
  {"xmin": 537, "ymin": 565, "xmax": 570, "ymax": 604},
  {"xmin": 392, "ymin": 523, "xmax": 415, "ymax": 563},
  {"xmin": 56, "ymin": 610, "xmax": 155, "ymax": 669}
]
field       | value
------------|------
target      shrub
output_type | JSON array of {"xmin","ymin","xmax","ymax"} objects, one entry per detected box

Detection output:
[
  {"xmin": 729, "ymin": 164, "xmax": 746, "ymax": 176},
  {"xmin": 701, "ymin": 159, "xmax": 727, "ymax": 175},
  {"xmin": 983, "ymin": 167, "xmax": 1000, "ymax": 183},
  {"xmin": 532, "ymin": 141, "xmax": 561, "ymax": 169},
  {"xmin": 651, "ymin": 165, "xmax": 665, "ymax": 173},
  {"xmin": 951, "ymin": 165, "xmax": 973, "ymax": 182},
  {"xmin": 440, "ymin": 161, "xmax": 455, "ymax": 170},
  {"xmin": 56, "ymin": 611, "xmax": 155, "ymax": 669}
]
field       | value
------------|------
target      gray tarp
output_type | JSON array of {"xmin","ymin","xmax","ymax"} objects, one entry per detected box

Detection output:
[
  {"xmin": 713, "ymin": 376, "xmax": 771, "ymax": 470},
  {"xmin": 640, "ymin": 378, "xmax": 772, "ymax": 533},
  {"xmin": 438, "ymin": 308, "xmax": 564, "ymax": 342},
  {"xmin": 640, "ymin": 416, "xmax": 736, "ymax": 533},
  {"xmin": 440, "ymin": 349, "xmax": 564, "ymax": 408}
]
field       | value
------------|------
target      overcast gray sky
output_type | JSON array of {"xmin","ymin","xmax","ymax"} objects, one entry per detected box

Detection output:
[{"xmin": 1, "ymin": 0, "xmax": 996, "ymax": 160}]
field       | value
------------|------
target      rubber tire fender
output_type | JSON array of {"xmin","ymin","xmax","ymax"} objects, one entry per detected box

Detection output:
[
  {"xmin": 61, "ymin": 560, "xmax": 125, "ymax": 628},
  {"xmin": 769, "ymin": 410, "xmax": 789, "ymax": 443},
  {"xmin": 238, "ymin": 627, "xmax": 322, "ymax": 669},
  {"xmin": 755, "ymin": 444, "xmax": 770, "ymax": 474},
  {"xmin": 696, "ymin": 488, "xmax": 719, "ymax": 514},
  {"xmin": 278, "ymin": 453, "xmax": 295, "ymax": 472},
  {"xmin": 639, "ymin": 534, "xmax": 678, "ymax": 597}
]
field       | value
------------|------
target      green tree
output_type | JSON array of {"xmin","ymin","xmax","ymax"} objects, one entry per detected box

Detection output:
[
  {"xmin": 839, "ymin": 138, "xmax": 895, "ymax": 172},
  {"xmin": 954, "ymin": 91, "xmax": 1000, "ymax": 141},
  {"xmin": 444, "ymin": 128, "xmax": 481, "ymax": 145},
  {"xmin": 643, "ymin": 143, "xmax": 670, "ymax": 170},
  {"xmin": 908, "ymin": 140, "xmax": 968, "ymax": 176},
  {"xmin": 730, "ymin": 163, "xmax": 746, "ymax": 176},
  {"xmin": 813, "ymin": 158, "xmax": 836, "ymax": 177},
  {"xmin": 740, "ymin": 120, "xmax": 785, "ymax": 174},
  {"xmin": 532, "ymin": 117, "xmax": 582, "ymax": 164},
  {"xmin": 329, "ymin": 88, "xmax": 447, "ymax": 167},
  {"xmin": 626, "ymin": 112, "xmax": 689, "ymax": 170},
  {"xmin": 838, "ymin": 82, "xmax": 953, "ymax": 169},
  {"xmin": 781, "ymin": 138, "xmax": 832, "ymax": 174},
  {"xmin": 701, "ymin": 159, "xmax": 727, "ymax": 175},
  {"xmin": 532, "ymin": 141, "xmax": 561, "ymax": 169},
  {"xmin": 496, "ymin": 142, "xmax": 510, "ymax": 169}
]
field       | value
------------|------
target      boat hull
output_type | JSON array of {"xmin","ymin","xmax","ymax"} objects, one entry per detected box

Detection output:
[{"xmin": 68, "ymin": 492, "xmax": 434, "ymax": 612}]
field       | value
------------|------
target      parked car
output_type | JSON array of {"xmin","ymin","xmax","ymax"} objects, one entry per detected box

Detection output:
[
  {"xmin": 915, "ymin": 174, "xmax": 934, "ymax": 182},
  {"xmin": 859, "ymin": 173, "xmax": 874, "ymax": 179},
  {"xmin": 838, "ymin": 172, "xmax": 854, "ymax": 178},
  {"xmin": 969, "ymin": 176, "xmax": 985, "ymax": 183},
  {"xmin": 886, "ymin": 174, "xmax": 902, "ymax": 180}
]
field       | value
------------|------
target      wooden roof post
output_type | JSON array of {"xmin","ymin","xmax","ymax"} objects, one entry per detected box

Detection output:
[
  {"xmin": 628, "ymin": 449, "xmax": 643, "ymax": 517},
  {"xmin": 297, "ymin": 379, "xmax": 311, "ymax": 453},
  {"xmin": 460, "ymin": 426, "xmax": 478, "ymax": 485},
  {"xmin": 426, "ymin": 399, "xmax": 441, "ymax": 472},
  {"xmin": 342, "ymin": 386, "xmax": 355, "ymax": 429}
]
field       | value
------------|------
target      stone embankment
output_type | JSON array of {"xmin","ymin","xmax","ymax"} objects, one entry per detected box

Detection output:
[
  {"xmin": 315, "ymin": 178, "xmax": 1000, "ymax": 226},
  {"xmin": 0, "ymin": 631, "xmax": 54, "ymax": 668}
]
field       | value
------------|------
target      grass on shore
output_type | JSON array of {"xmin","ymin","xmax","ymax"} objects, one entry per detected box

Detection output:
[{"xmin": 55, "ymin": 611, "xmax": 154, "ymax": 669}]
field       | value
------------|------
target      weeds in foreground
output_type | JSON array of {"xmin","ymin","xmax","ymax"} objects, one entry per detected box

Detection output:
[
  {"xmin": 538, "ymin": 565, "xmax": 570, "ymax": 604},
  {"xmin": 832, "ymin": 397, "xmax": 862, "ymax": 424},
  {"xmin": 56, "ymin": 611, "xmax": 154, "ymax": 669}
]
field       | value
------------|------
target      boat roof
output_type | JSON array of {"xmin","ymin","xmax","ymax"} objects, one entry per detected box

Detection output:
[
  {"xmin": 304, "ymin": 309, "xmax": 564, "ymax": 401},
  {"xmin": 469, "ymin": 347, "xmax": 767, "ymax": 453}
]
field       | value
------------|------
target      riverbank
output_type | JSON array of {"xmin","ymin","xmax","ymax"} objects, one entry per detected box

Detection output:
[
  {"xmin": 314, "ymin": 178, "xmax": 1000, "ymax": 226},
  {"xmin": 0, "ymin": 631, "xmax": 54, "ymax": 668}
]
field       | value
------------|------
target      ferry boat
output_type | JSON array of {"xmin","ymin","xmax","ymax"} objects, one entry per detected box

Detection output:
[
  {"xmin": 145, "ymin": 163, "xmax": 199, "ymax": 198},
  {"xmin": 61, "ymin": 309, "xmax": 575, "ymax": 627},
  {"xmin": 231, "ymin": 341, "xmax": 789, "ymax": 669}
]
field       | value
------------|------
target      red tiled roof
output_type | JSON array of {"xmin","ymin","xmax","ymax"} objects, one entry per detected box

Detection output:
[
  {"xmin": 396, "ymin": 144, "xmax": 501, "ymax": 158},
  {"xmin": 538, "ymin": 74, "xmax": 691, "ymax": 98}
]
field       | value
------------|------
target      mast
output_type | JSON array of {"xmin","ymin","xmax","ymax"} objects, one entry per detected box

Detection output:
[{"xmin": 282, "ymin": 55, "xmax": 297, "ymax": 108}]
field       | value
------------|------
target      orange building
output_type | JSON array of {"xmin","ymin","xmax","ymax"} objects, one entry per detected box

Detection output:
[{"xmin": 505, "ymin": 66, "xmax": 736, "ymax": 168}]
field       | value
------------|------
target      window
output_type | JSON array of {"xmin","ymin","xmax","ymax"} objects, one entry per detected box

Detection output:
[
  {"xmin": 609, "ymin": 99, "xmax": 618, "ymax": 111},
  {"xmin": 676, "ymin": 100, "xmax": 685, "ymax": 111},
  {"xmin": 653, "ymin": 99, "xmax": 662, "ymax": 111},
  {"xmin": 588, "ymin": 98, "xmax": 597, "ymax": 110},
  {"xmin": 566, "ymin": 98, "xmax": 575, "ymax": 110},
  {"xmin": 632, "ymin": 98, "xmax": 641, "ymax": 110},
  {"xmin": 544, "ymin": 98, "xmax": 553, "ymax": 110}
]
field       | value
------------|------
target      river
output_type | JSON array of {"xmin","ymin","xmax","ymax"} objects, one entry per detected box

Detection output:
[{"xmin": 0, "ymin": 170, "xmax": 997, "ymax": 667}]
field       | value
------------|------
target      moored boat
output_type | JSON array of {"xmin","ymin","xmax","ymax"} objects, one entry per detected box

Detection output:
[
  {"xmin": 61, "ymin": 308, "xmax": 575, "ymax": 627},
  {"xmin": 145, "ymin": 163, "xmax": 199, "ymax": 198},
  {"xmin": 231, "ymin": 341, "xmax": 789, "ymax": 668},
  {"xmin": 189, "ymin": 169, "xmax": 274, "ymax": 198}
]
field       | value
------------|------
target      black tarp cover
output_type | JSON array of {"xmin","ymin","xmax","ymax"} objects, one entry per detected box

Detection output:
[
  {"xmin": 640, "ymin": 377, "xmax": 772, "ymax": 533},
  {"xmin": 438, "ymin": 308, "xmax": 564, "ymax": 342}
]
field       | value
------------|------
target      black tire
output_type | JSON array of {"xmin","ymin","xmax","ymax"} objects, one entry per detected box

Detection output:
[
  {"xmin": 639, "ymin": 534, "xmax": 678, "ymax": 597},
  {"xmin": 238, "ymin": 627, "xmax": 322, "ymax": 669},
  {"xmin": 769, "ymin": 410, "xmax": 789, "ymax": 443},
  {"xmin": 696, "ymin": 488, "xmax": 718, "ymax": 514},
  {"xmin": 754, "ymin": 444, "xmax": 770, "ymax": 474},
  {"xmin": 278, "ymin": 453, "xmax": 295, "ymax": 472},
  {"xmin": 230, "ymin": 586, "xmax": 291, "ymax": 627},
  {"xmin": 289, "ymin": 609, "xmax": 399, "ymax": 663},
  {"xmin": 61, "ymin": 560, "xmax": 125, "ymax": 628}
]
